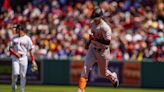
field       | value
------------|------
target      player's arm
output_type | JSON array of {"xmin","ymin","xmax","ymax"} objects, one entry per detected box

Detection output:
[
  {"xmin": 85, "ymin": 29, "xmax": 95, "ymax": 49},
  {"xmin": 85, "ymin": 35, "xmax": 92, "ymax": 49},
  {"xmin": 29, "ymin": 49, "xmax": 36, "ymax": 63},
  {"xmin": 9, "ymin": 47, "xmax": 22, "ymax": 58},
  {"xmin": 100, "ymin": 24, "xmax": 112, "ymax": 45},
  {"xmin": 28, "ymin": 38, "xmax": 38, "ymax": 71},
  {"xmin": 29, "ymin": 49, "xmax": 37, "ymax": 64},
  {"xmin": 93, "ymin": 31, "xmax": 111, "ymax": 45},
  {"xmin": 29, "ymin": 49, "xmax": 38, "ymax": 71},
  {"xmin": 8, "ymin": 40, "xmax": 22, "ymax": 58}
]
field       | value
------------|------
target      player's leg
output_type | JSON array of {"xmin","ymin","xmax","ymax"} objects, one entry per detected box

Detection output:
[
  {"xmin": 96, "ymin": 48, "xmax": 119, "ymax": 87},
  {"xmin": 12, "ymin": 60, "xmax": 20, "ymax": 92},
  {"xmin": 97, "ymin": 59, "xmax": 119, "ymax": 87},
  {"xmin": 19, "ymin": 57, "xmax": 28, "ymax": 92},
  {"xmin": 78, "ymin": 47, "xmax": 96, "ymax": 92}
]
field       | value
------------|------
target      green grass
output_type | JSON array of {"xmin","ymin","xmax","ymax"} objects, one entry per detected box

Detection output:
[{"xmin": 0, "ymin": 84, "xmax": 164, "ymax": 92}]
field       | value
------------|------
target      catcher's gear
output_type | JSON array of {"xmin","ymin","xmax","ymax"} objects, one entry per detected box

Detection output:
[{"xmin": 91, "ymin": 7, "xmax": 103, "ymax": 19}]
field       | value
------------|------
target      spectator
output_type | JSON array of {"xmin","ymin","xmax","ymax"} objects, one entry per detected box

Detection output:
[{"xmin": 0, "ymin": 0, "xmax": 163, "ymax": 61}]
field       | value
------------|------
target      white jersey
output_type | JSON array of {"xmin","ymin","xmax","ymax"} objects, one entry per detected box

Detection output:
[
  {"xmin": 10, "ymin": 34, "xmax": 34, "ymax": 92},
  {"xmin": 90, "ymin": 19, "xmax": 112, "ymax": 48},
  {"xmin": 10, "ymin": 35, "xmax": 34, "ymax": 59}
]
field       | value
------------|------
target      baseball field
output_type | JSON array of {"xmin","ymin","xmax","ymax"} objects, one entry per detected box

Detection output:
[{"xmin": 0, "ymin": 84, "xmax": 164, "ymax": 92}]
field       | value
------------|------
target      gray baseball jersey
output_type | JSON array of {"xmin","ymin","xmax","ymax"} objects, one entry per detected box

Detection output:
[{"xmin": 81, "ymin": 19, "xmax": 112, "ymax": 78}]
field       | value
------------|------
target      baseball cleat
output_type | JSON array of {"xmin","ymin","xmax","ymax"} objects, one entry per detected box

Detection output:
[
  {"xmin": 77, "ymin": 88, "xmax": 84, "ymax": 92},
  {"xmin": 12, "ymin": 85, "xmax": 17, "ymax": 92},
  {"xmin": 112, "ymin": 72, "xmax": 119, "ymax": 88}
]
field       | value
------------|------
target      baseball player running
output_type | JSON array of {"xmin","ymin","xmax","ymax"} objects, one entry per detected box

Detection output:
[
  {"xmin": 9, "ymin": 24, "xmax": 37, "ymax": 92},
  {"xmin": 77, "ymin": 7, "xmax": 119, "ymax": 92}
]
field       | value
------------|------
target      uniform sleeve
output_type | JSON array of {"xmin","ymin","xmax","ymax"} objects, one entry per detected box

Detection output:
[
  {"xmin": 8, "ymin": 38, "xmax": 14, "ymax": 49},
  {"xmin": 102, "ymin": 23, "xmax": 112, "ymax": 41},
  {"xmin": 88, "ymin": 29, "xmax": 93, "ymax": 35},
  {"xmin": 28, "ymin": 37, "xmax": 34, "ymax": 50},
  {"xmin": 10, "ymin": 41, "xmax": 13, "ymax": 47},
  {"xmin": 89, "ymin": 21, "xmax": 94, "ymax": 36}
]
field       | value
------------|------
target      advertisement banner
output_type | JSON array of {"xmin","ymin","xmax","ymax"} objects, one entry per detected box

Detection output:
[
  {"xmin": 70, "ymin": 61, "xmax": 84, "ymax": 84},
  {"xmin": 88, "ymin": 61, "xmax": 123, "ymax": 86},
  {"xmin": 0, "ymin": 59, "xmax": 42, "ymax": 84},
  {"xmin": 122, "ymin": 62, "xmax": 141, "ymax": 87}
]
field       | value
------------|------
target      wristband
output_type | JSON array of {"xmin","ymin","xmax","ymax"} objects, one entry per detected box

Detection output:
[
  {"xmin": 9, "ymin": 49, "xmax": 17, "ymax": 56},
  {"xmin": 31, "ymin": 54, "xmax": 35, "ymax": 62},
  {"xmin": 95, "ymin": 38, "xmax": 110, "ymax": 45}
]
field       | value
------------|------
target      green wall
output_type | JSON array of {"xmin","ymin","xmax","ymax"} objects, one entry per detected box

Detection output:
[
  {"xmin": 43, "ymin": 59, "xmax": 70, "ymax": 84},
  {"xmin": 141, "ymin": 62, "xmax": 164, "ymax": 88},
  {"xmin": 1, "ymin": 58, "xmax": 164, "ymax": 88},
  {"xmin": 42, "ymin": 60, "xmax": 164, "ymax": 87}
]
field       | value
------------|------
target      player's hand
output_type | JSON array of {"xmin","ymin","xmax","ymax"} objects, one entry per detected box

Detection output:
[
  {"xmin": 89, "ymin": 35, "xmax": 96, "ymax": 41},
  {"xmin": 32, "ymin": 61, "xmax": 38, "ymax": 72},
  {"xmin": 85, "ymin": 40, "xmax": 91, "ymax": 49},
  {"xmin": 16, "ymin": 53, "xmax": 22, "ymax": 58}
]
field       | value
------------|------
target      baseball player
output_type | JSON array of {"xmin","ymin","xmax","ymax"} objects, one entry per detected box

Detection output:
[
  {"xmin": 77, "ymin": 7, "xmax": 119, "ymax": 92},
  {"xmin": 9, "ymin": 24, "xmax": 37, "ymax": 92}
]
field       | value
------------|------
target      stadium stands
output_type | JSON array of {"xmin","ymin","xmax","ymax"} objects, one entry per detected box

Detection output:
[{"xmin": 0, "ymin": 0, "xmax": 163, "ymax": 61}]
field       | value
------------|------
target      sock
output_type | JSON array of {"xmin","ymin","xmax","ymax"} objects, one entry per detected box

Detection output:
[
  {"xmin": 78, "ymin": 77, "xmax": 87, "ymax": 92},
  {"xmin": 12, "ymin": 75, "xmax": 18, "ymax": 92},
  {"xmin": 20, "ymin": 75, "xmax": 26, "ymax": 92}
]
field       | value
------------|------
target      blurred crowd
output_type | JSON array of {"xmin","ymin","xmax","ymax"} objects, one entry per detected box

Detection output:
[{"xmin": 0, "ymin": 0, "xmax": 163, "ymax": 61}]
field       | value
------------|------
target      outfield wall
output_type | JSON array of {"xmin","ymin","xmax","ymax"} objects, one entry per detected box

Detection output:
[
  {"xmin": 0, "ymin": 58, "xmax": 42, "ymax": 84},
  {"xmin": 0, "ymin": 58, "xmax": 164, "ymax": 88}
]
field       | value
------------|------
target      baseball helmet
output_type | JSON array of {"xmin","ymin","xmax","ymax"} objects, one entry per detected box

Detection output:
[
  {"xmin": 14, "ymin": 24, "xmax": 26, "ymax": 31},
  {"xmin": 91, "ymin": 7, "xmax": 104, "ymax": 19}
]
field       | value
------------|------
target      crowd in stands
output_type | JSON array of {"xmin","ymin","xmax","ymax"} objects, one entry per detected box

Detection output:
[{"xmin": 0, "ymin": 0, "xmax": 163, "ymax": 61}]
